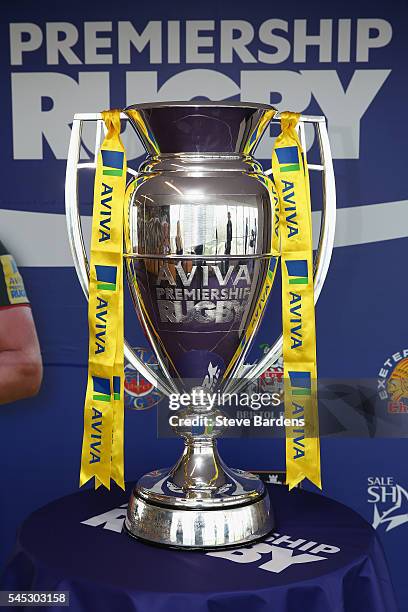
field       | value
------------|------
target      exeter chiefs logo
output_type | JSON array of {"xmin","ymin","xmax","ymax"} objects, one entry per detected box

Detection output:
[
  {"xmin": 124, "ymin": 347, "xmax": 162, "ymax": 411},
  {"xmin": 377, "ymin": 349, "xmax": 408, "ymax": 414}
]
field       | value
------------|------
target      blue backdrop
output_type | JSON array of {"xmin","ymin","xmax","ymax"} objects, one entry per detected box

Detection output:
[{"xmin": 0, "ymin": 1, "xmax": 407, "ymax": 609}]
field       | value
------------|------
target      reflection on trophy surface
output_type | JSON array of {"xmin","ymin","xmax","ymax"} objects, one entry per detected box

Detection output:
[
  {"xmin": 66, "ymin": 101, "xmax": 336, "ymax": 549},
  {"xmin": 128, "ymin": 193, "xmax": 272, "ymax": 386}
]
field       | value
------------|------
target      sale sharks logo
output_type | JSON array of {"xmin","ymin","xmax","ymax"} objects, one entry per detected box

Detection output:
[{"xmin": 367, "ymin": 476, "xmax": 408, "ymax": 533}]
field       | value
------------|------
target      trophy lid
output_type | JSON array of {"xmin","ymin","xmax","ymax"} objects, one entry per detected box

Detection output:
[{"xmin": 126, "ymin": 101, "xmax": 275, "ymax": 156}]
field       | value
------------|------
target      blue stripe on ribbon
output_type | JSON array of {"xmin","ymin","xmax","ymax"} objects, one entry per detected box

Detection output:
[
  {"xmin": 276, "ymin": 146, "xmax": 299, "ymax": 164},
  {"xmin": 101, "ymin": 150, "xmax": 124, "ymax": 170},
  {"xmin": 285, "ymin": 259, "xmax": 308, "ymax": 278}
]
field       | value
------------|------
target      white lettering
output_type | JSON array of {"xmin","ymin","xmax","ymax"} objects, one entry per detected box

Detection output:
[
  {"xmin": 258, "ymin": 20, "xmax": 291, "ymax": 64},
  {"xmin": 81, "ymin": 506, "xmax": 127, "ymax": 532},
  {"xmin": 301, "ymin": 69, "xmax": 391, "ymax": 158},
  {"xmin": 11, "ymin": 72, "xmax": 109, "ymax": 159},
  {"xmin": 84, "ymin": 22, "xmax": 113, "ymax": 64},
  {"xmin": 186, "ymin": 21, "xmax": 215, "ymax": 63},
  {"xmin": 46, "ymin": 22, "xmax": 81, "ymax": 65},
  {"xmin": 118, "ymin": 21, "xmax": 162, "ymax": 64},
  {"xmin": 294, "ymin": 19, "xmax": 333, "ymax": 62},
  {"xmin": 356, "ymin": 19, "xmax": 393, "ymax": 62},
  {"xmin": 10, "ymin": 23, "xmax": 43, "ymax": 66},
  {"xmin": 220, "ymin": 21, "xmax": 256, "ymax": 63}
]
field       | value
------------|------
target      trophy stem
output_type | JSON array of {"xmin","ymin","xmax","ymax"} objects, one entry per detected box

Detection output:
[{"xmin": 124, "ymin": 388, "xmax": 274, "ymax": 549}]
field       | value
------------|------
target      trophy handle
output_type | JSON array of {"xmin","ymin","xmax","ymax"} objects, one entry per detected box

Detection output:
[
  {"xmin": 228, "ymin": 115, "xmax": 336, "ymax": 393},
  {"xmin": 65, "ymin": 113, "xmax": 175, "ymax": 397}
]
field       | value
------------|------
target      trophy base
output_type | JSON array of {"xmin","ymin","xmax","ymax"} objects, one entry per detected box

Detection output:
[{"xmin": 124, "ymin": 465, "xmax": 274, "ymax": 549}]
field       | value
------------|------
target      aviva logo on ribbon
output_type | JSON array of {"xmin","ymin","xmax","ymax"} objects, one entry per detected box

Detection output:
[
  {"xmin": 276, "ymin": 146, "xmax": 300, "ymax": 172},
  {"xmin": 289, "ymin": 371, "xmax": 311, "ymax": 396},
  {"xmin": 92, "ymin": 376, "xmax": 121, "ymax": 402},
  {"xmin": 101, "ymin": 150, "xmax": 124, "ymax": 177},
  {"xmin": 95, "ymin": 265, "xmax": 117, "ymax": 291},
  {"xmin": 286, "ymin": 260, "xmax": 308, "ymax": 285}
]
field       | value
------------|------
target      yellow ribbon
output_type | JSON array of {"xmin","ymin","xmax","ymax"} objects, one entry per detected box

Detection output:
[
  {"xmin": 80, "ymin": 110, "xmax": 125, "ymax": 490},
  {"xmin": 272, "ymin": 111, "xmax": 321, "ymax": 490}
]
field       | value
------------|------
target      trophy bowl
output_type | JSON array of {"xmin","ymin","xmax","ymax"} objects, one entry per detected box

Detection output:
[{"xmin": 65, "ymin": 101, "xmax": 336, "ymax": 549}]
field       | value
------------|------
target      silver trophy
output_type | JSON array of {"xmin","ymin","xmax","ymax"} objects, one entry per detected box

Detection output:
[{"xmin": 66, "ymin": 102, "xmax": 336, "ymax": 549}]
